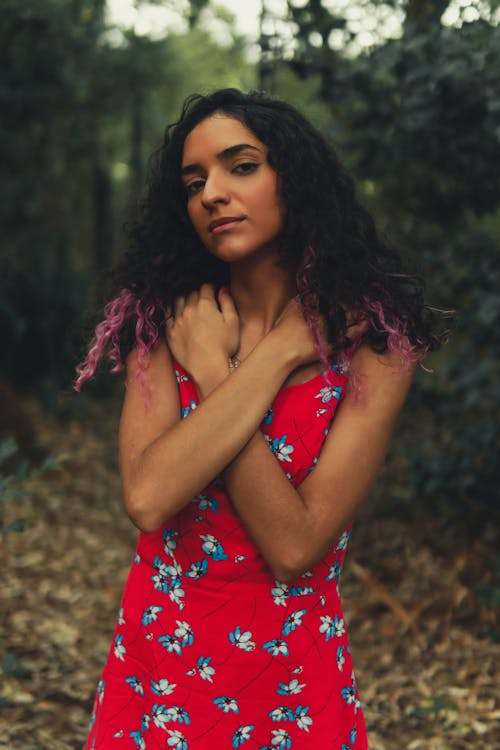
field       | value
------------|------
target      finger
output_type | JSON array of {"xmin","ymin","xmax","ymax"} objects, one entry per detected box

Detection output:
[
  {"xmin": 218, "ymin": 287, "xmax": 238, "ymax": 319},
  {"xmin": 186, "ymin": 289, "xmax": 199, "ymax": 307},
  {"xmin": 174, "ymin": 296, "xmax": 186, "ymax": 316},
  {"xmin": 199, "ymin": 283, "xmax": 215, "ymax": 300},
  {"xmin": 165, "ymin": 307, "xmax": 175, "ymax": 330}
]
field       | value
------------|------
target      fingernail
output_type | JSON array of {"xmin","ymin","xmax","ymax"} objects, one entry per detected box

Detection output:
[{"xmin": 220, "ymin": 286, "xmax": 228, "ymax": 294}]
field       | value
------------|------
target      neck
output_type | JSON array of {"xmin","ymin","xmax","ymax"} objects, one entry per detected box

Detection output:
[{"xmin": 229, "ymin": 253, "xmax": 298, "ymax": 337}]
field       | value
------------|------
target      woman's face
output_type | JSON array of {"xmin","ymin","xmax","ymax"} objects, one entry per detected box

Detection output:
[{"xmin": 181, "ymin": 114, "xmax": 284, "ymax": 263}]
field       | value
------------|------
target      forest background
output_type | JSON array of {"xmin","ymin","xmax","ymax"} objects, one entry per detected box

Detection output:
[{"xmin": 1, "ymin": 1, "xmax": 499, "ymax": 748}]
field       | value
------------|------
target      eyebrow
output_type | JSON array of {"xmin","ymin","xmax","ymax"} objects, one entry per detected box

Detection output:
[{"xmin": 181, "ymin": 143, "xmax": 262, "ymax": 177}]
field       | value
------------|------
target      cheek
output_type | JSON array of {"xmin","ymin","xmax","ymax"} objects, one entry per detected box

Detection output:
[{"xmin": 187, "ymin": 202, "xmax": 203, "ymax": 234}]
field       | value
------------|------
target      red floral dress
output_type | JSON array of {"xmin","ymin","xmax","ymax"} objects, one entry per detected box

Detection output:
[{"xmin": 86, "ymin": 359, "xmax": 368, "ymax": 750}]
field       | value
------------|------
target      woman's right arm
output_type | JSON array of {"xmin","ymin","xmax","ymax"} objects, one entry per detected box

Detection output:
[{"xmin": 119, "ymin": 332, "xmax": 298, "ymax": 533}]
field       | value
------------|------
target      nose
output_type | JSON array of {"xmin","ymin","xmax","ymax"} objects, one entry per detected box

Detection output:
[{"xmin": 201, "ymin": 170, "xmax": 230, "ymax": 208}]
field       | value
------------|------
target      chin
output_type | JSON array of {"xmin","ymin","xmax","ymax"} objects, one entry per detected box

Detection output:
[{"xmin": 205, "ymin": 241, "xmax": 279, "ymax": 264}]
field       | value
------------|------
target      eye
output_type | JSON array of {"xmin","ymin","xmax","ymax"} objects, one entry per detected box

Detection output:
[
  {"xmin": 184, "ymin": 179, "xmax": 205, "ymax": 198},
  {"xmin": 233, "ymin": 162, "xmax": 259, "ymax": 175}
]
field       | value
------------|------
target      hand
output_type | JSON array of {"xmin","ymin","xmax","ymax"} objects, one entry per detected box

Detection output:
[
  {"xmin": 271, "ymin": 296, "xmax": 332, "ymax": 366},
  {"xmin": 165, "ymin": 284, "xmax": 239, "ymax": 387}
]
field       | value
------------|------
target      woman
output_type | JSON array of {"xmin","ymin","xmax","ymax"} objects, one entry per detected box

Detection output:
[{"xmin": 77, "ymin": 88, "xmax": 441, "ymax": 749}]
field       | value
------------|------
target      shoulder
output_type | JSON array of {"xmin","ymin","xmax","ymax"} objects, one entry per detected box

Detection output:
[
  {"xmin": 121, "ymin": 340, "xmax": 180, "ymax": 436},
  {"xmin": 343, "ymin": 344, "xmax": 416, "ymax": 417}
]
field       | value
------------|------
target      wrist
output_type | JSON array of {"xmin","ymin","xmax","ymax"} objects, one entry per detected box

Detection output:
[
  {"xmin": 263, "ymin": 328, "xmax": 302, "ymax": 371},
  {"xmin": 194, "ymin": 359, "xmax": 230, "ymax": 400}
]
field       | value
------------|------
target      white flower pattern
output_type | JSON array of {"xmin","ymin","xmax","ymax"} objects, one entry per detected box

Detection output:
[{"xmin": 85, "ymin": 359, "xmax": 366, "ymax": 749}]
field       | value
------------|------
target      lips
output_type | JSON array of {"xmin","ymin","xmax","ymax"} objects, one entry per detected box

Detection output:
[{"xmin": 208, "ymin": 217, "xmax": 245, "ymax": 234}]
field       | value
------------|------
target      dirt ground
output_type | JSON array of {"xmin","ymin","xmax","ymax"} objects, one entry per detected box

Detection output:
[{"xmin": 1, "ymin": 395, "xmax": 498, "ymax": 749}]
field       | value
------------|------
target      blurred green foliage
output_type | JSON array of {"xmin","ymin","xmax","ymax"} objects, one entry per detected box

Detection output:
[
  {"xmin": 0, "ymin": 0, "xmax": 254, "ymax": 398},
  {"xmin": 0, "ymin": 1, "xmax": 498, "ymax": 522},
  {"xmin": 261, "ymin": 0, "xmax": 500, "ymax": 518}
]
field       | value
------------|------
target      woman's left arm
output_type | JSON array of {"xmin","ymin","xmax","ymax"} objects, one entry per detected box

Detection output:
[{"xmin": 222, "ymin": 346, "xmax": 415, "ymax": 582}]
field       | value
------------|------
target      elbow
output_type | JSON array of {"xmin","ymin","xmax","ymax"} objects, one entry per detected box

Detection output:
[
  {"xmin": 272, "ymin": 567, "xmax": 302, "ymax": 585},
  {"xmin": 124, "ymin": 489, "xmax": 171, "ymax": 534},
  {"xmin": 269, "ymin": 548, "xmax": 312, "ymax": 584}
]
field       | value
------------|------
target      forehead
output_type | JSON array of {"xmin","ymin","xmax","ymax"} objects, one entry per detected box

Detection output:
[{"xmin": 182, "ymin": 114, "xmax": 265, "ymax": 163}]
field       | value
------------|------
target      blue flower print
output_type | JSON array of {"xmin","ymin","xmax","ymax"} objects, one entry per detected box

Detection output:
[
  {"xmin": 164, "ymin": 706, "xmax": 190, "ymax": 725},
  {"xmin": 294, "ymin": 705, "xmax": 313, "ymax": 732},
  {"xmin": 340, "ymin": 687, "xmax": 356, "ymax": 703},
  {"xmin": 151, "ymin": 678, "xmax": 177, "ymax": 696},
  {"xmin": 262, "ymin": 407, "xmax": 274, "ymax": 425},
  {"xmin": 282, "ymin": 609, "xmax": 307, "ymax": 636},
  {"xmin": 167, "ymin": 729, "xmax": 188, "ymax": 749},
  {"xmin": 289, "ymin": 585, "xmax": 314, "ymax": 597},
  {"xmin": 326, "ymin": 561, "xmax": 341, "ymax": 581},
  {"xmin": 213, "ymin": 696, "xmax": 239, "ymax": 713},
  {"xmin": 152, "ymin": 556, "xmax": 171, "ymax": 593},
  {"xmin": 232, "ymin": 725, "xmax": 255, "ymax": 748},
  {"xmin": 314, "ymin": 385, "xmax": 342, "ymax": 404},
  {"xmin": 152, "ymin": 561, "xmax": 184, "ymax": 608},
  {"xmin": 193, "ymin": 655, "xmax": 215, "ymax": 682},
  {"xmin": 333, "ymin": 358, "xmax": 349, "ymax": 375},
  {"xmin": 165, "ymin": 561, "xmax": 183, "ymax": 582},
  {"xmin": 334, "ymin": 615, "xmax": 345, "ymax": 637},
  {"xmin": 342, "ymin": 746, "xmax": 352, "ymax": 750},
  {"xmin": 185, "ymin": 559, "xmax": 208, "ymax": 580},
  {"xmin": 306, "ymin": 457, "xmax": 318, "ymax": 474},
  {"xmin": 234, "ymin": 554, "xmax": 246, "ymax": 563},
  {"xmin": 229, "ymin": 626, "xmax": 256, "ymax": 652},
  {"xmin": 272, "ymin": 581, "xmax": 289, "ymax": 606},
  {"xmin": 97, "ymin": 679, "xmax": 105, "ymax": 703},
  {"xmin": 337, "ymin": 645, "xmax": 345, "ymax": 672},
  {"xmin": 125, "ymin": 676, "xmax": 144, "ymax": 696},
  {"xmin": 269, "ymin": 706, "xmax": 294, "ymax": 722},
  {"xmin": 319, "ymin": 614, "xmax": 345, "ymax": 641},
  {"xmin": 319, "ymin": 614, "xmax": 335, "ymax": 642},
  {"xmin": 169, "ymin": 579, "xmax": 185, "ymax": 610},
  {"xmin": 262, "ymin": 639, "xmax": 289, "ymax": 657},
  {"xmin": 141, "ymin": 713, "xmax": 150, "ymax": 732},
  {"xmin": 181, "ymin": 399, "xmax": 197, "ymax": 418},
  {"xmin": 271, "ymin": 728, "xmax": 292, "ymax": 748},
  {"xmin": 335, "ymin": 530, "xmax": 351, "ymax": 551},
  {"xmin": 174, "ymin": 620, "xmax": 194, "ymax": 648},
  {"xmin": 158, "ymin": 633, "xmax": 182, "ymax": 655},
  {"xmin": 175, "ymin": 369, "xmax": 190, "ymax": 385},
  {"xmin": 194, "ymin": 493, "xmax": 219, "ymax": 513},
  {"xmin": 151, "ymin": 572, "xmax": 169, "ymax": 593},
  {"xmin": 269, "ymin": 435, "xmax": 294, "ymax": 463},
  {"xmin": 141, "ymin": 605, "xmax": 163, "ymax": 626},
  {"xmin": 129, "ymin": 730, "xmax": 146, "ymax": 750},
  {"xmin": 350, "ymin": 724, "xmax": 357, "ymax": 743},
  {"xmin": 117, "ymin": 607, "xmax": 125, "ymax": 625},
  {"xmin": 277, "ymin": 678, "xmax": 305, "ymax": 695},
  {"xmin": 200, "ymin": 533, "xmax": 228, "ymax": 561},
  {"xmin": 163, "ymin": 529, "xmax": 179, "ymax": 555},
  {"xmin": 114, "ymin": 634, "xmax": 126, "ymax": 661},
  {"xmin": 152, "ymin": 703, "xmax": 171, "ymax": 729},
  {"xmin": 341, "ymin": 684, "xmax": 359, "ymax": 710},
  {"xmin": 315, "ymin": 407, "xmax": 329, "ymax": 418}
]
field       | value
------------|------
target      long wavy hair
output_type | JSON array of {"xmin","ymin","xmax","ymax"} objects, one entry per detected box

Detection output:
[{"xmin": 75, "ymin": 88, "xmax": 443, "ymax": 390}]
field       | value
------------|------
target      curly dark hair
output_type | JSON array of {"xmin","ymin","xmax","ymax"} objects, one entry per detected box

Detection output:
[{"xmin": 75, "ymin": 88, "xmax": 443, "ymax": 389}]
